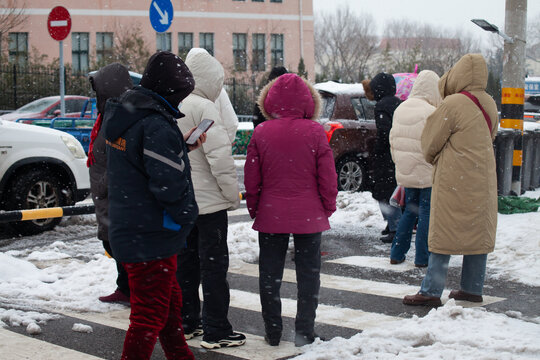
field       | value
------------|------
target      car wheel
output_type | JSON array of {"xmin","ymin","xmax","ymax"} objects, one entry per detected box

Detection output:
[
  {"xmin": 5, "ymin": 169, "xmax": 64, "ymax": 235},
  {"xmin": 336, "ymin": 156, "xmax": 365, "ymax": 192}
]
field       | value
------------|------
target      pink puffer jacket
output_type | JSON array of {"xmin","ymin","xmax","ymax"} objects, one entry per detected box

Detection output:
[{"xmin": 244, "ymin": 73, "xmax": 338, "ymax": 234}]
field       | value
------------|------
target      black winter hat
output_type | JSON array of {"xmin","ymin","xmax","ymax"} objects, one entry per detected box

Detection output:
[
  {"xmin": 268, "ymin": 66, "xmax": 288, "ymax": 81},
  {"xmin": 140, "ymin": 51, "xmax": 195, "ymax": 104}
]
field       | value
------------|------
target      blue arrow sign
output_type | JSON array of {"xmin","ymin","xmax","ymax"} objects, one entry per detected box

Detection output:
[{"xmin": 149, "ymin": 0, "xmax": 173, "ymax": 33}]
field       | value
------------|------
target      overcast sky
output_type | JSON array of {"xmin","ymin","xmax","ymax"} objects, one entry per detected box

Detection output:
[{"xmin": 313, "ymin": 0, "xmax": 539, "ymax": 41}]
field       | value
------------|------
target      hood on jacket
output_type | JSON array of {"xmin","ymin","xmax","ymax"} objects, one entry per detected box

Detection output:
[
  {"xmin": 89, "ymin": 63, "xmax": 133, "ymax": 115},
  {"xmin": 370, "ymin": 72, "xmax": 396, "ymax": 101},
  {"xmin": 140, "ymin": 51, "xmax": 195, "ymax": 109},
  {"xmin": 408, "ymin": 70, "xmax": 442, "ymax": 107},
  {"xmin": 185, "ymin": 48, "xmax": 224, "ymax": 102},
  {"xmin": 257, "ymin": 73, "xmax": 321, "ymax": 121},
  {"xmin": 103, "ymin": 87, "xmax": 180, "ymax": 141},
  {"xmin": 439, "ymin": 53, "xmax": 488, "ymax": 99}
]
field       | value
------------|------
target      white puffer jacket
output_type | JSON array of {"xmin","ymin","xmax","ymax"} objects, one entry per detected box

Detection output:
[
  {"xmin": 389, "ymin": 70, "xmax": 441, "ymax": 188},
  {"xmin": 178, "ymin": 48, "xmax": 240, "ymax": 214},
  {"xmin": 215, "ymin": 88, "xmax": 239, "ymax": 143}
]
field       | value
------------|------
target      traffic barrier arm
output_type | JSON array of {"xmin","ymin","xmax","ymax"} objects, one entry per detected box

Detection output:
[{"xmin": 0, "ymin": 204, "xmax": 95, "ymax": 223}]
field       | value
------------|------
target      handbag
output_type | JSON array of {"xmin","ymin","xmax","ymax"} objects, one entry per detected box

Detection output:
[{"xmin": 389, "ymin": 185, "xmax": 405, "ymax": 208}]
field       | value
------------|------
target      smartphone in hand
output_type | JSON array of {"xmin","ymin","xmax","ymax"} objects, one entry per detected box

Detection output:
[{"xmin": 186, "ymin": 119, "xmax": 214, "ymax": 145}]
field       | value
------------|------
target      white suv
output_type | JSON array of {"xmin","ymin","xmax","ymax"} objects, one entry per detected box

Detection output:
[{"xmin": 0, "ymin": 120, "xmax": 91, "ymax": 235}]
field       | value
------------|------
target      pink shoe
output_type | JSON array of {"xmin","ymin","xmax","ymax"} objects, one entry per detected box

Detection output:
[{"xmin": 99, "ymin": 289, "xmax": 130, "ymax": 305}]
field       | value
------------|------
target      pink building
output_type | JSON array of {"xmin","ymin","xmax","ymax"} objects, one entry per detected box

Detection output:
[{"xmin": 2, "ymin": 0, "xmax": 315, "ymax": 80}]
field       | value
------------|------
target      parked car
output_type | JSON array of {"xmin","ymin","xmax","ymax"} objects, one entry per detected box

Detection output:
[
  {"xmin": 0, "ymin": 120, "xmax": 91, "ymax": 235},
  {"xmin": 314, "ymin": 81, "xmax": 377, "ymax": 192},
  {"xmin": 0, "ymin": 96, "xmax": 90, "ymax": 122}
]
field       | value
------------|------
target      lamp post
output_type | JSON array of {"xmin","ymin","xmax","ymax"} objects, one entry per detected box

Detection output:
[{"xmin": 471, "ymin": 0, "xmax": 527, "ymax": 195}]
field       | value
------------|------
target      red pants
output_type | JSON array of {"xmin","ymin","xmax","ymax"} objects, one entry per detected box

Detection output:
[{"xmin": 121, "ymin": 256, "xmax": 194, "ymax": 360}]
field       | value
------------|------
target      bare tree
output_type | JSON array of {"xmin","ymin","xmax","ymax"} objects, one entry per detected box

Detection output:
[
  {"xmin": 526, "ymin": 12, "xmax": 540, "ymax": 73},
  {"xmin": 0, "ymin": 0, "xmax": 28, "ymax": 59},
  {"xmin": 314, "ymin": 5, "xmax": 378, "ymax": 83},
  {"xmin": 108, "ymin": 23, "xmax": 151, "ymax": 73},
  {"xmin": 375, "ymin": 20, "xmax": 479, "ymax": 75}
]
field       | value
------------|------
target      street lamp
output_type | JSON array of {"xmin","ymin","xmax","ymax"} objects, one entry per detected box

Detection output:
[{"xmin": 471, "ymin": 19, "xmax": 514, "ymax": 43}]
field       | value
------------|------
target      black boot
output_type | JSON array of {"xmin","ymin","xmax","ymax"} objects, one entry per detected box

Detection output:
[
  {"xmin": 380, "ymin": 231, "xmax": 395, "ymax": 244},
  {"xmin": 381, "ymin": 224, "xmax": 390, "ymax": 235}
]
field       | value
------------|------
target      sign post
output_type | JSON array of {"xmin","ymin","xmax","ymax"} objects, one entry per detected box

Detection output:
[
  {"xmin": 149, "ymin": 0, "xmax": 173, "ymax": 33},
  {"xmin": 47, "ymin": 6, "xmax": 71, "ymax": 117}
]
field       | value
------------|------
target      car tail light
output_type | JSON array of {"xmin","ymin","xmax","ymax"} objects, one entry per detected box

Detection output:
[{"xmin": 323, "ymin": 122, "xmax": 344, "ymax": 142}]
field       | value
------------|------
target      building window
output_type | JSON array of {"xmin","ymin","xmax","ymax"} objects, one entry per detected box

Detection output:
[
  {"xmin": 271, "ymin": 34, "xmax": 284, "ymax": 67},
  {"xmin": 72, "ymin": 32, "xmax": 89, "ymax": 73},
  {"xmin": 157, "ymin": 32, "xmax": 171, "ymax": 52},
  {"xmin": 8, "ymin": 32, "xmax": 28, "ymax": 66},
  {"xmin": 96, "ymin": 32, "xmax": 114, "ymax": 64},
  {"xmin": 252, "ymin": 33, "xmax": 265, "ymax": 72},
  {"xmin": 178, "ymin": 32, "xmax": 193, "ymax": 60},
  {"xmin": 199, "ymin": 33, "xmax": 214, "ymax": 56},
  {"xmin": 232, "ymin": 33, "xmax": 247, "ymax": 71},
  {"xmin": 252, "ymin": 0, "xmax": 264, "ymax": 2},
  {"xmin": 270, "ymin": 0, "xmax": 282, "ymax": 2}
]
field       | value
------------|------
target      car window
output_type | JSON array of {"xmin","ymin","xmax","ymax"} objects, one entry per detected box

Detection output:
[
  {"xmin": 351, "ymin": 98, "xmax": 364, "ymax": 120},
  {"xmin": 47, "ymin": 103, "xmax": 60, "ymax": 116},
  {"xmin": 66, "ymin": 99, "xmax": 87, "ymax": 114},
  {"xmin": 319, "ymin": 94, "xmax": 335, "ymax": 119},
  {"xmin": 352, "ymin": 97, "xmax": 376, "ymax": 121},
  {"xmin": 361, "ymin": 98, "xmax": 376, "ymax": 121}
]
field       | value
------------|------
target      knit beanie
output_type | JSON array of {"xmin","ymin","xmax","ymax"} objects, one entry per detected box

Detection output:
[{"xmin": 140, "ymin": 51, "xmax": 195, "ymax": 107}]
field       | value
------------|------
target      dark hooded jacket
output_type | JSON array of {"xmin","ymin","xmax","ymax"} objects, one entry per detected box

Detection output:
[
  {"xmin": 88, "ymin": 63, "xmax": 133, "ymax": 241},
  {"xmin": 370, "ymin": 72, "xmax": 401, "ymax": 201},
  {"xmin": 102, "ymin": 85, "xmax": 198, "ymax": 263}
]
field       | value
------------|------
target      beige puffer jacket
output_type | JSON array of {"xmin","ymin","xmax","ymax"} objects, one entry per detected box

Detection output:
[
  {"xmin": 421, "ymin": 54, "xmax": 498, "ymax": 255},
  {"xmin": 390, "ymin": 70, "xmax": 441, "ymax": 188},
  {"xmin": 177, "ymin": 48, "xmax": 240, "ymax": 214}
]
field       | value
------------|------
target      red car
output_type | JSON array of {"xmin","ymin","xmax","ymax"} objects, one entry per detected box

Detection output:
[{"xmin": 0, "ymin": 96, "xmax": 90, "ymax": 122}]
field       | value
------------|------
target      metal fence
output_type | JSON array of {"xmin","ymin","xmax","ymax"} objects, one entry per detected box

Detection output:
[
  {"xmin": 0, "ymin": 63, "xmax": 260, "ymax": 116},
  {"xmin": 0, "ymin": 64, "xmax": 92, "ymax": 111}
]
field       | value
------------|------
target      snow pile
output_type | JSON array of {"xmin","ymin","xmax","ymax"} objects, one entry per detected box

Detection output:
[
  {"xmin": 293, "ymin": 300, "xmax": 540, "ymax": 360},
  {"xmin": 72, "ymin": 323, "xmax": 93, "ymax": 333},
  {"xmin": 0, "ymin": 307, "xmax": 60, "ymax": 335}
]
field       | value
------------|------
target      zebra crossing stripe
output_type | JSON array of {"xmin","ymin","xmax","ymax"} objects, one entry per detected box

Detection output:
[
  {"xmin": 0, "ymin": 328, "xmax": 104, "ymax": 360},
  {"xmin": 228, "ymin": 261, "xmax": 505, "ymax": 306},
  {"xmin": 327, "ymin": 255, "xmax": 419, "ymax": 272},
  {"xmin": 58, "ymin": 310, "xmax": 302, "ymax": 360},
  {"xmin": 229, "ymin": 289, "xmax": 400, "ymax": 330}
]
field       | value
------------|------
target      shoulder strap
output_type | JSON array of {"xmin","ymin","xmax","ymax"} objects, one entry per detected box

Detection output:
[{"xmin": 460, "ymin": 91, "xmax": 492, "ymax": 131}]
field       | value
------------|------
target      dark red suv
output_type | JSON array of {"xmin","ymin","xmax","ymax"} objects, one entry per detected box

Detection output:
[{"xmin": 315, "ymin": 82, "xmax": 377, "ymax": 191}]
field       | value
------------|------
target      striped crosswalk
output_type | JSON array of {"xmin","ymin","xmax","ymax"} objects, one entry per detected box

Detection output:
[{"xmin": 0, "ymin": 203, "xmax": 508, "ymax": 360}]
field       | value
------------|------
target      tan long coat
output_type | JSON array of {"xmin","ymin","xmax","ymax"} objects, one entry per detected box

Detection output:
[{"xmin": 421, "ymin": 54, "xmax": 498, "ymax": 255}]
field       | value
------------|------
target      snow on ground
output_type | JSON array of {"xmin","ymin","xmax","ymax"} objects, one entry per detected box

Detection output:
[{"xmin": 0, "ymin": 188, "xmax": 538, "ymax": 358}]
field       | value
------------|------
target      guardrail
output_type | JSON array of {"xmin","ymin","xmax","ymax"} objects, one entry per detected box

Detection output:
[{"xmin": 0, "ymin": 204, "xmax": 95, "ymax": 223}]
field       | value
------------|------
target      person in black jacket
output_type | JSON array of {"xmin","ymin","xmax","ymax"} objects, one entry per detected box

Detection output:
[
  {"xmin": 370, "ymin": 73, "xmax": 402, "ymax": 244},
  {"xmin": 102, "ymin": 51, "xmax": 204, "ymax": 360},
  {"xmin": 252, "ymin": 66, "xmax": 288, "ymax": 128},
  {"xmin": 88, "ymin": 63, "xmax": 132, "ymax": 305}
]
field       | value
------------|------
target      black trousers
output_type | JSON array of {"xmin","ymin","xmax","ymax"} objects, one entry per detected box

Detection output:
[
  {"xmin": 176, "ymin": 210, "xmax": 233, "ymax": 341},
  {"xmin": 258, "ymin": 232, "xmax": 322, "ymax": 337},
  {"xmin": 102, "ymin": 240, "xmax": 130, "ymax": 297}
]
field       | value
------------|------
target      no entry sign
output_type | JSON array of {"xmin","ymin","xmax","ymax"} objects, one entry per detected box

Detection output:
[{"xmin": 47, "ymin": 6, "xmax": 71, "ymax": 41}]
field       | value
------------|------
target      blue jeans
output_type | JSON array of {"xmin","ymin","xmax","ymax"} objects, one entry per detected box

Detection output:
[
  {"xmin": 390, "ymin": 187, "xmax": 431, "ymax": 265},
  {"xmin": 420, "ymin": 252, "xmax": 488, "ymax": 297},
  {"xmin": 378, "ymin": 201, "xmax": 402, "ymax": 232}
]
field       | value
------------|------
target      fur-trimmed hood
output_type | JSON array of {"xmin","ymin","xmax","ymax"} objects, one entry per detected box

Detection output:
[{"xmin": 257, "ymin": 73, "xmax": 321, "ymax": 121}]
